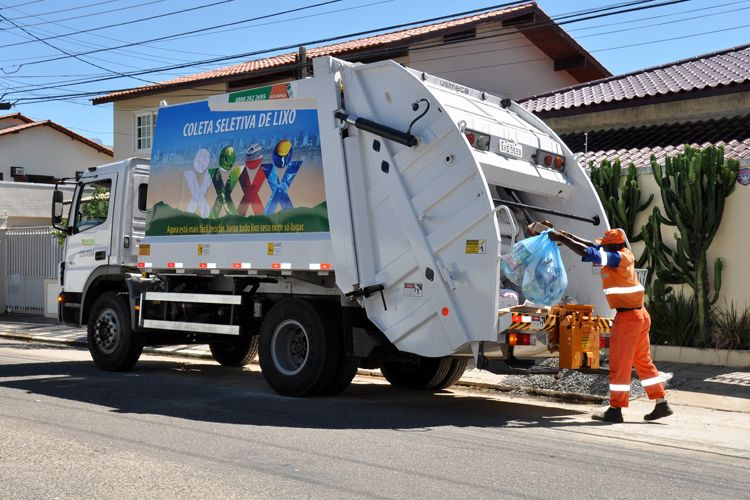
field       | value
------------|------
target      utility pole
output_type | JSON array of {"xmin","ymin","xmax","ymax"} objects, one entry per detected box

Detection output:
[{"xmin": 0, "ymin": 102, "xmax": 11, "ymax": 110}]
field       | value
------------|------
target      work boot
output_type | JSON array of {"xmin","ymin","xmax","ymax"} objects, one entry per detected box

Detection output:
[
  {"xmin": 592, "ymin": 407, "xmax": 623, "ymax": 423},
  {"xmin": 644, "ymin": 401, "xmax": 674, "ymax": 421}
]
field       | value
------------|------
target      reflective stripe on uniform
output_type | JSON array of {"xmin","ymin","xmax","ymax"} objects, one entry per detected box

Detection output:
[
  {"xmin": 599, "ymin": 248, "xmax": 609, "ymax": 267},
  {"xmin": 640, "ymin": 376, "xmax": 663, "ymax": 387},
  {"xmin": 604, "ymin": 284, "xmax": 645, "ymax": 295},
  {"xmin": 609, "ymin": 384, "xmax": 631, "ymax": 392}
]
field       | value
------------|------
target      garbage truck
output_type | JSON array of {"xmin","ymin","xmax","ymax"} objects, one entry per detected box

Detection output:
[{"xmin": 53, "ymin": 56, "xmax": 611, "ymax": 396}]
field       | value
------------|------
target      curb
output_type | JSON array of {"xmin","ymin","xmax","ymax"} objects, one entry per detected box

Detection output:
[{"xmin": 1, "ymin": 331, "xmax": 607, "ymax": 403}]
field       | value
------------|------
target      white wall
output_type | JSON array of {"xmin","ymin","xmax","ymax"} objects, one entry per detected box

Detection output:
[
  {"xmin": 0, "ymin": 125, "xmax": 113, "ymax": 181},
  {"xmin": 112, "ymin": 84, "xmax": 226, "ymax": 160},
  {"xmin": 0, "ymin": 182, "xmax": 75, "ymax": 228},
  {"xmin": 408, "ymin": 24, "xmax": 579, "ymax": 100}
]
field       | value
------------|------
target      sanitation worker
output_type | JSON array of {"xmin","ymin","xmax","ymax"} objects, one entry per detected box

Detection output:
[{"xmin": 548, "ymin": 228, "xmax": 673, "ymax": 423}]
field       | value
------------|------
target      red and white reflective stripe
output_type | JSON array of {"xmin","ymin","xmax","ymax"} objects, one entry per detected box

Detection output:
[
  {"xmin": 609, "ymin": 384, "xmax": 631, "ymax": 392},
  {"xmin": 137, "ymin": 262, "xmax": 152, "ymax": 268},
  {"xmin": 232, "ymin": 262, "xmax": 252, "ymax": 269},
  {"xmin": 604, "ymin": 284, "xmax": 644, "ymax": 295},
  {"xmin": 640, "ymin": 376, "xmax": 663, "ymax": 387},
  {"xmin": 308, "ymin": 263, "xmax": 331, "ymax": 270},
  {"xmin": 511, "ymin": 315, "xmax": 533, "ymax": 323},
  {"xmin": 167, "ymin": 262, "xmax": 183, "ymax": 269},
  {"xmin": 199, "ymin": 262, "xmax": 216, "ymax": 269},
  {"xmin": 272, "ymin": 262, "xmax": 291, "ymax": 270}
]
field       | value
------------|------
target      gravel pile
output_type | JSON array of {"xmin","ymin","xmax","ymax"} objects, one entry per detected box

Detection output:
[{"xmin": 495, "ymin": 358, "xmax": 648, "ymax": 400}]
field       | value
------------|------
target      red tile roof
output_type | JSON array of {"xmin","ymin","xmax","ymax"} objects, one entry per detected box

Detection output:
[
  {"xmin": 0, "ymin": 112, "xmax": 34, "ymax": 124},
  {"xmin": 561, "ymin": 115, "xmax": 750, "ymax": 168},
  {"xmin": 521, "ymin": 43, "xmax": 750, "ymax": 114},
  {"xmin": 0, "ymin": 120, "xmax": 113, "ymax": 156},
  {"xmin": 93, "ymin": 2, "xmax": 608, "ymax": 104}
]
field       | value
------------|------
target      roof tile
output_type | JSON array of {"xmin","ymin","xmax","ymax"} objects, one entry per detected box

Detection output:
[{"xmin": 521, "ymin": 43, "xmax": 750, "ymax": 112}]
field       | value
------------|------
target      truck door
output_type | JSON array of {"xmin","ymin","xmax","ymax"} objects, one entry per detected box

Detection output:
[{"xmin": 64, "ymin": 173, "xmax": 117, "ymax": 293}]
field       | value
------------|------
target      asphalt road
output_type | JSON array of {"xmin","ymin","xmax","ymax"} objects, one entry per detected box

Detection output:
[{"xmin": 0, "ymin": 339, "xmax": 748, "ymax": 500}]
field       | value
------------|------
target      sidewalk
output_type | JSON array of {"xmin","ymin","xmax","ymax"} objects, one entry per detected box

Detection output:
[{"xmin": 1, "ymin": 315, "xmax": 748, "ymax": 412}]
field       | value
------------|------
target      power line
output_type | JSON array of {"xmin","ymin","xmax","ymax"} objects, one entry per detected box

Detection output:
[
  {"xmin": 0, "ymin": 2, "xmax": 214, "ymax": 67},
  {"xmin": 2, "ymin": 0, "xmax": 118, "ymax": 22},
  {"xmin": 0, "ymin": 0, "xmax": 241, "ymax": 49},
  {"xmin": 0, "ymin": 0, "xmax": 344, "ymax": 72},
  {"xmin": 5, "ymin": 0, "xmax": 688, "ymax": 99},
  {"xmin": 0, "ymin": 12, "xmax": 156, "ymax": 86},
  {"xmin": 0, "ymin": 0, "xmax": 43, "ymax": 10}
]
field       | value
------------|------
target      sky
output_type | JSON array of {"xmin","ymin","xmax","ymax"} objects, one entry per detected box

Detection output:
[{"xmin": 1, "ymin": 0, "xmax": 748, "ymax": 146}]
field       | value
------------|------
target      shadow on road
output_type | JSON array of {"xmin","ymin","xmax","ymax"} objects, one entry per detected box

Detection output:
[{"xmin": 0, "ymin": 348, "xmax": 598, "ymax": 431}]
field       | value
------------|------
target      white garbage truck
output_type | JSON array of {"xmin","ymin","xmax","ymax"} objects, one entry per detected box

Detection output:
[{"xmin": 53, "ymin": 56, "xmax": 610, "ymax": 396}]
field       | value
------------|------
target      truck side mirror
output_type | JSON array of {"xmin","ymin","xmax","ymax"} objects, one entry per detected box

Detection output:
[{"xmin": 52, "ymin": 189, "xmax": 65, "ymax": 229}]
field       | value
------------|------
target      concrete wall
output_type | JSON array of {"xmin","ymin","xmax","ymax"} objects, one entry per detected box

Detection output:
[
  {"xmin": 0, "ymin": 182, "xmax": 75, "ymax": 228},
  {"xmin": 408, "ymin": 24, "xmax": 579, "ymax": 100},
  {"xmin": 544, "ymin": 91, "xmax": 750, "ymax": 134},
  {"xmin": 112, "ymin": 83, "xmax": 226, "ymax": 160},
  {"xmin": 0, "ymin": 125, "xmax": 113, "ymax": 181}
]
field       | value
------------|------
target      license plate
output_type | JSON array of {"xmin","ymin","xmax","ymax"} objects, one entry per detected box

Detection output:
[{"xmin": 497, "ymin": 139, "xmax": 523, "ymax": 159}]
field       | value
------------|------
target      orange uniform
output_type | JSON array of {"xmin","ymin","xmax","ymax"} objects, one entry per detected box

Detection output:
[{"xmin": 590, "ymin": 229, "xmax": 666, "ymax": 408}]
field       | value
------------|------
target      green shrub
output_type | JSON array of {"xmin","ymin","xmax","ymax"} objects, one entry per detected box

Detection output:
[
  {"xmin": 710, "ymin": 302, "xmax": 750, "ymax": 350},
  {"xmin": 647, "ymin": 291, "xmax": 698, "ymax": 347}
]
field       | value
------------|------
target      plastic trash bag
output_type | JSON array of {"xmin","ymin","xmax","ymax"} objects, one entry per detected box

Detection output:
[{"xmin": 501, "ymin": 230, "xmax": 568, "ymax": 306}]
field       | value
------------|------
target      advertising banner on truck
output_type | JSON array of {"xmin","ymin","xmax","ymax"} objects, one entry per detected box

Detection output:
[{"xmin": 146, "ymin": 89, "xmax": 328, "ymax": 236}]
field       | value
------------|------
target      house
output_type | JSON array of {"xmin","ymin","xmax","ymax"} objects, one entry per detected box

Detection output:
[
  {"xmin": 93, "ymin": 2, "xmax": 610, "ymax": 160},
  {"xmin": 520, "ymin": 43, "xmax": 750, "ymax": 306},
  {"xmin": 0, "ymin": 113, "xmax": 113, "ymax": 183}
]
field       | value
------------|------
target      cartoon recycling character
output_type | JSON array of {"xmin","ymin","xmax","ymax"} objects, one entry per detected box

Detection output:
[
  {"xmin": 209, "ymin": 145, "xmax": 242, "ymax": 218},
  {"xmin": 262, "ymin": 139, "xmax": 303, "ymax": 215}
]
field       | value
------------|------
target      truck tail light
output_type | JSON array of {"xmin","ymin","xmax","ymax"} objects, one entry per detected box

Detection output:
[
  {"xmin": 600, "ymin": 335, "xmax": 610, "ymax": 349},
  {"xmin": 535, "ymin": 149, "xmax": 566, "ymax": 170},
  {"xmin": 465, "ymin": 129, "xmax": 490, "ymax": 151},
  {"xmin": 508, "ymin": 333, "xmax": 533, "ymax": 346}
]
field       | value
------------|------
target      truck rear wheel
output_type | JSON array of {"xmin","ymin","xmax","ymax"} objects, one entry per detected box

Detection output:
[
  {"xmin": 432, "ymin": 358, "xmax": 468, "ymax": 390},
  {"xmin": 258, "ymin": 299, "xmax": 340, "ymax": 397},
  {"xmin": 209, "ymin": 335, "xmax": 259, "ymax": 367},
  {"xmin": 381, "ymin": 356, "xmax": 453, "ymax": 390},
  {"xmin": 87, "ymin": 292, "xmax": 143, "ymax": 371}
]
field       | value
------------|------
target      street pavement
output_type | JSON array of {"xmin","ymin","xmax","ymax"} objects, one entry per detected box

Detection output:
[{"xmin": 0, "ymin": 337, "xmax": 748, "ymax": 499}]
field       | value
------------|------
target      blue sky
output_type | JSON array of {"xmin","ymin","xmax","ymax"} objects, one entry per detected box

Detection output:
[{"xmin": 1, "ymin": 0, "xmax": 748, "ymax": 146}]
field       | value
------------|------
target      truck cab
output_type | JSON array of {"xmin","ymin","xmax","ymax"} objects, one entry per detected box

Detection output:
[{"xmin": 55, "ymin": 158, "xmax": 149, "ymax": 326}]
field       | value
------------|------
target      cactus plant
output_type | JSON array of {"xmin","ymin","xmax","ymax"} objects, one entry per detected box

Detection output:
[
  {"xmin": 590, "ymin": 159, "xmax": 653, "ymax": 243},
  {"xmin": 644, "ymin": 146, "xmax": 739, "ymax": 344}
]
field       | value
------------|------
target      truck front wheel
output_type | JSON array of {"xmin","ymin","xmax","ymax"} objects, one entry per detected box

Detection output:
[
  {"xmin": 258, "ymin": 299, "xmax": 340, "ymax": 397},
  {"xmin": 87, "ymin": 292, "xmax": 143, "ymax": 371},
  {"xmin": 381, "ymin": 356, "xmax": 455, "ymax": 390},
  {"xmin": 209, "ymin": 335, "xmax": 259, "ymax": 367}
]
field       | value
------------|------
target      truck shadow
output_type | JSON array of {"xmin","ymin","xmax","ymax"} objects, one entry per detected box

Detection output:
[{"xmin": 0, "ymin": 355, "xmax": 600, "ymax": 431}]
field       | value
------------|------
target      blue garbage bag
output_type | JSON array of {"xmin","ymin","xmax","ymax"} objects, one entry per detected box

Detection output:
[{"xmin": 501, "ymin": 230, "xmax": 567, "ymax": 306}]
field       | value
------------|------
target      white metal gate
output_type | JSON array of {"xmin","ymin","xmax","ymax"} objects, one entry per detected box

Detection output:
[{"xmin": 4, "ymin": 227, "xmax": 63, "ymax": 314}]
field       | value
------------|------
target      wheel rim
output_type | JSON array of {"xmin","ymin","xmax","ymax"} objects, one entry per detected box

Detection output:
[
  {"xmin": 270, "ymin": 319, "xmax": 309, "ymax": 376},
  {"xmin": 94, "ymin": 308, "xmax": 120, "ymax": 355}
]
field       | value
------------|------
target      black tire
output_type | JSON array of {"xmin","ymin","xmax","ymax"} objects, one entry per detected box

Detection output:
[
  {"xmin": 432, "ymin": 358, "xmax": 468, "ymax": 390},
  {"xmin": 258, "ymin": 298, "xmax": 340, "ymax": 397},
  {"xmin": 381, "ymin": 356, "xmax": 453, "ymax": 390},
  {"xmin": 87, "ymin": 291, "xmax": 143, "ymax": 371},
  {"xmin": 209, "ymin": 335, "xmax": 259, "ymax": 367},
  {"xmin": 314, "ymin": 303, "xmax": 359, "ymax": 396}
]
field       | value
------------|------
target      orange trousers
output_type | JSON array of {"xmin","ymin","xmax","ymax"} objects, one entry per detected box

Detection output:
[{"xmin": 609, "ymin": 309, "xmax": 666, "ymax": 408}]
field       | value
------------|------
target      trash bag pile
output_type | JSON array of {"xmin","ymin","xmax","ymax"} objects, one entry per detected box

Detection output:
[{"xmin": 500, "ymin": 229, "xmax": 567, "ymax": 306}]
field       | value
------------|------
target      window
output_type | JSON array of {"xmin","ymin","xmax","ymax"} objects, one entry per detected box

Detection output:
[
  {"xmin": 75, "ymin": 179, "xmax": 111, "ymax": 233},
  {"xmin": 135, "ymin": 110, "xmax": 157, "ymax": 151},
  {"xmin": 137, "ymin": 183, "xmax": 148, "ymax": 212}
]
